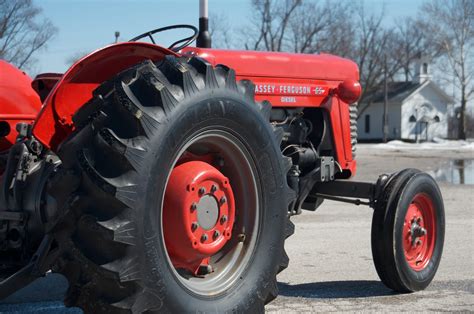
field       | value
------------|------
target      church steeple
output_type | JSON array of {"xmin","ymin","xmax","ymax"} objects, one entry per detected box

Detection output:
[{"xmin": 414, "ymin": 53, "xmax": 432, "ymax": 84}]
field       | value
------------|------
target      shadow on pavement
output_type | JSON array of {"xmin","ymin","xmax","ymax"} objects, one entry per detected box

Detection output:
[
  {"xmin": 0, "ymin": 273, "xmax": 80, "ymax": 313},
  {"xmin": 0, "ymin": 301, "xmax": 81, "ymax": 313},
  {"xmin": 278, "ymin": 280, "xmax": 396, "ymax": 299},
  {"xmin": 0, "ymin": 273, "xmax": 68, "ymax": 304}
]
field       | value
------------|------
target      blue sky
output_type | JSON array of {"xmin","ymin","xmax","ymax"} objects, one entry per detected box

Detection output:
[{"xmin": 32, "ymin": 0, "xmax": 425, "ymax": 75}]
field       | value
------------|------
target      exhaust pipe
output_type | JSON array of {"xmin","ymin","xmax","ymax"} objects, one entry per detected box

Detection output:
[{"xmin": 196, "ymin": 0, "xmax": 211, "ymax": 48}]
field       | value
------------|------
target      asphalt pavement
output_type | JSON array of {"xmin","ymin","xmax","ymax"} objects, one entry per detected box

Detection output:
[{"xmin": 1, "ymin": 144, "xmax": 472, "ymax": 313}]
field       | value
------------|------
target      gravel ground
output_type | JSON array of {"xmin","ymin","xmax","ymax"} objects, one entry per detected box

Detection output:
[{"xmin": 1, "ymin": 144, "xmax": 472, "ymax": 313}]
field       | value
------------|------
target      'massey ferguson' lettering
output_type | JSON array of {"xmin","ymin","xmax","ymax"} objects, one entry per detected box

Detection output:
[
  {"xmin": 254, "ymin": 83, "xmax": 325, "ymax": 95},
  {"xmin": 279, "ymin": 85, "xmax": 311, "ymax": 94},
  {"xmin": 254, "ymin": 84, "xmax": 276, "ymax": 94}
]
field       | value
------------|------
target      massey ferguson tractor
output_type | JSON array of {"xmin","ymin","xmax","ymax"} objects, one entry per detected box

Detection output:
[{"xmin": 0, "ymin": 1, "xmax": 445, "ymax": 312}]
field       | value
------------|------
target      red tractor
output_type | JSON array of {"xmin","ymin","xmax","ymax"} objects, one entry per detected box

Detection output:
[{"xmin": 0, "ymin": 2, "xmax": 444, "ymax": 312}]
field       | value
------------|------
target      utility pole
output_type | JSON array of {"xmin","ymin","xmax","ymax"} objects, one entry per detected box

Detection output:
[
  {"xmin": 415, "ymin": 108, "xmax": 418, "ymax": 143},
  {"xmin": 382, "ymin": 53, "xmax": 389, "ymax": 143},
  {"xmin": 114, "ymin": 31, "xmax": 120, "ymax": 43}
]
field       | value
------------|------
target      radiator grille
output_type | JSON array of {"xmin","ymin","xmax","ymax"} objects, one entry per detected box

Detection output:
[{"xmin": 349, "ymin": 103, "xmax": 358, "ymax": 158}]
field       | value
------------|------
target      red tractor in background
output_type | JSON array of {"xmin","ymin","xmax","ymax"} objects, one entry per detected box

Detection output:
[{"xmin": 0, "ymin": 1, "xmax": 444, "ymax": 312}]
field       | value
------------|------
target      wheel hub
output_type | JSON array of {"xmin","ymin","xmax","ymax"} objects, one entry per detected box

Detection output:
[
  {"xmin": 403, "ymin": 193, "xmax": 436, "ymax": 271},
  {"xmin": 196, "ymin": 195, "xmax": 220, "ymax": 230},
  {"xmin": 163, "ymin": 160, "xmax": 235, "ymax": 274},
  {"xmin": 409, "ymin": 218, "xmax": 427, "ymax": 247}
]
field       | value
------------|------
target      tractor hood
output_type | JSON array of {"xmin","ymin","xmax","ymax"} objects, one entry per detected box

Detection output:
[{"xmin": 182, "ymin": 48, "xmax": 359, "ymax": 82}]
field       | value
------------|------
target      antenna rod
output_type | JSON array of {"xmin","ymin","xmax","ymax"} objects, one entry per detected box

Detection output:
[{"xmin": 196, "ymin": 0, "xmax": 211, "ymax": 48}]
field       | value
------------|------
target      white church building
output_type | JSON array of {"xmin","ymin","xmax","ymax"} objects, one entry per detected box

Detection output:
[{"xmin": 357, "ymin": 59, "xmax": 454, "ymax": 142}]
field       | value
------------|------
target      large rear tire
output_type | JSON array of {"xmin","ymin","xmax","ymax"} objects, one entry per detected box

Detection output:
[{"xmin": 51, "ymin": 56, "xmax": 295, "ymax": 312}]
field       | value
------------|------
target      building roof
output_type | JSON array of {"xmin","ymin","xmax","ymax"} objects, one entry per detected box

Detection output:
[
  {"xmin": 362, "ymin": 81, "xmax": 422, "ymax": 104},
  {"xmin": 362, "ymin": 80, "xmax": 455, "ymax": 105}
]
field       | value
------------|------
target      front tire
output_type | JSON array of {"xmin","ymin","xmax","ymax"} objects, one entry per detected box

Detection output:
[
  {"xmin": 52, "ymin": 56, "xmax": 295, "ymax": 312},
  {"xmin": 371, "ymin": 169, "xmax": 445, "ymax": 292}
]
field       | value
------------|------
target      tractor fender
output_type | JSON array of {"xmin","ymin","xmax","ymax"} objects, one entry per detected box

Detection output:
[
  {"xmin": 0, "ymin": 61, "xmax": 42, "ymax": 152},
  {"xmin": 32, "ymin": 42, "xmax": 178, "ymax": 151}
]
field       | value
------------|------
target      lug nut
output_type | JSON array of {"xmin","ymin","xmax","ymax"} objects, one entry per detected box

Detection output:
[
  {"xmin": 220, "ymin": 196, "xmax": 227, "ymax": 205},
  {"xmin": 191, "ymin": 203, "xmax": 197, "ymax": 211},
  {"xmin": 201, "ymin": 234, "xmax": 208, "ymax": 242},
  {"xmin": 213, "ymin": 230, "xmax": 220, "ymax": 239},
  {"xmin": 211, "ymin": 184, "xmax": 218, "ymax": 193},
  {"xmin": 238, "ymin": 233, "xmax": 246, "ymax": 242},
  {"xmin": 220, "ymin": 215, "xmax": 228, "ymax": 224},
  {"xmin": 416, "ymin": 239, "xmax": 422, "ymax": 246},
  {"xmin": 191, "ymin": 222, "xmax": 198, "ymax": 232},
  {"xmin": 199, "ymin": 187, "xmax": 206, "ymax": 195}
]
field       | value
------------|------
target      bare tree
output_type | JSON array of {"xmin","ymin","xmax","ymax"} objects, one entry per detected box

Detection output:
[
  {"xmin": 0, "ymin": 0, "xmax": 57, "ymax": 70},
  {"xmin": 350, "ymin": 3, "xmax": 405, "ymax": 118},
  {"xmin": 287, "ymin": 1, "xmax": 330, "ymax": 53},
  {"xmin": 353, "ymin": 3, "xmax": 387, "ymax": 102},
  {"xmin": 288, "ymin": 1, "xmax": 354, "ymax": 55},
  {"xmin": 393, "ymin": 18, "xmax": 430, "ymax": 82},
  {"xmin": 209, "ymin": 13, "xmax": 233, "ymax": 49},
  {"xmin": 243, "ymin": 0, "xmax": 302, "ymax": 51},
  {"xmin": 418, "ymin": 0, "xmax": 473, "ymax": 139},
  {"xmin": 240, "ymin": 0, "xmax": 356, "ymax": 56}
]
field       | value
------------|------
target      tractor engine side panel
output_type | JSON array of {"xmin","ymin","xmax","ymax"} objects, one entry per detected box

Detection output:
[
  {"xmin": 31, "ymin": 42, "xmax": 178, "ymax": 151},
  {"xmin": 185, "ymin": 48, "xmax": 358, "ymax": 176},
  {"xmin": 241, "ymin": 76, "xmax": 355, "ymax": 175}
]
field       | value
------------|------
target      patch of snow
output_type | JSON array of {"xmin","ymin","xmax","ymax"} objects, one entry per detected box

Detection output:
[{"xmin": 371, "ymin": 139, "xmax": 474, "ymax": 152}]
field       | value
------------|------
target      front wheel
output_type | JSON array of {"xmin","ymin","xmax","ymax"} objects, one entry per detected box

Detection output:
[{"xmin": 371, "ymin": 169, "xmax": 445, "ymax": 292}]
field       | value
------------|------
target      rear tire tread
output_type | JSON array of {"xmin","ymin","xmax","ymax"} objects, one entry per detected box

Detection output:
[{"xmin": 51, "ymin": 56, "xmax": 296, "ymax": 312}]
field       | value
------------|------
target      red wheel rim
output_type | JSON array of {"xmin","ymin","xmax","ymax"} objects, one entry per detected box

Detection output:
[
  {"xmin": 159, "ymin": 130, "xmax": 260, "ymax": 295},
  {"xmin": 402, "ymin": 193, "xmax": 436, "ymax": 271},
  {"xmin": 163, "ymin": 159, "xmax": 235, "ymax": 274}
]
